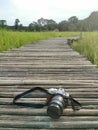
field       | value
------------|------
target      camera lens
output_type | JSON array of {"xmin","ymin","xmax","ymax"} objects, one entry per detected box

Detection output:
[{"xmin": 47, "ymin": 95, "xmax": 65, "ymax": 119}]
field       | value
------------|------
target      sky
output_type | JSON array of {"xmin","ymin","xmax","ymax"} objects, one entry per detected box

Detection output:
[{"xmin": 0, "ymin": 0, "xmax": 98, "ymax": 26}]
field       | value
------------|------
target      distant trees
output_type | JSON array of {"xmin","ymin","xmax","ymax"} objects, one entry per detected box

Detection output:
[
  {"xmin": 46, "ymin": 19, "xmax": 57, "ymax": 31},
  {"xmin": 67, "ymin": 16, "xmax": 79, "ymax": 31},
  {"xmin": 28, "ymin": 21, "xmax": 41, "ymax": 31},
  {"xmin": 37, "ymin": 18, "xmax": 48, "ymax": 26},
  {"xmin": 0, "ymin": 20, "xmax": 7, "ymax": 28},
  {"xmin": 1, "ymin": 11, "xmax": 98, "ymax": 31},
  {"xmin": 14, "ymin": 19, "xmax": 20, "ymax": 30},
  {"xmin": 58, "ymin": 20, "xmax": 68, "ymax": 31},
  {"xmin": 58, "ymin": 16, "xmax": 79, "ymax": 31},
  {"xmin": 28, "ymin": 23, "xmax": 34, "ymax": 31},
  {"xmin": 83, "ymin": 11, "xmax": 98, "ymax": 31},
  {"xmin": 28, "ymin": 18, "xmax": 57, "ymax": 31}
]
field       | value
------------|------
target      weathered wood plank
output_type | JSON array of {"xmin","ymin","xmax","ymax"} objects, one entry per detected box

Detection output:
[
  {"xmin": 0, "ymin": 79, "xmax": 98, "ymax": 85},
  {"xmin": 1, "ymin": 87, "xmax": 98, "ymax": 92},
  {"xmin": 0, "ymin": 97, "xmax": 98, "ymax": 106},
  {"xmin": 0, "ymin": 107, "xmax": 98, "ymax": 116},
  {"xmin": 0, "ymin": 120, "xmax": 98, "ymax": 129},
  {"xmin": 0, "ymin": 115, "xmax": 98, "ymax": 122},
  {"xmin": 0, "ymin": 64, "xmax": 96, "ymax": 68}
]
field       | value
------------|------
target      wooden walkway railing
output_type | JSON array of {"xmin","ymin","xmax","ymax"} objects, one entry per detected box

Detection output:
[{"xmin": 0, "ymin": 37, "xmax": 98, "ymax": 129}]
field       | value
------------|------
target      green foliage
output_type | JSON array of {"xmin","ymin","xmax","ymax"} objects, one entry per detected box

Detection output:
[
  {"xmin": 58, "ymin": 20, "xmax": 68, "ymax": 31},
  {"xmin": 83, "ymin": 11, "xmax": 98, "ymax": 31},
  {"xmin": 1, "ymin": 11, "xmax": 98, "ymax": 32},
  {"xmin": 72, "ymin": 32, "xmax": 98, "ymax": 66},
  {"xmin": 0, "ymin": 30, "xmax": 79, "ymax": 52},
  {"xmin": 0, "ymin": 20, "xmax": 7, "ymax": 29},
  {"xmin": 14, "ymin": 19, "xmax": 20, "ymax": 30}
]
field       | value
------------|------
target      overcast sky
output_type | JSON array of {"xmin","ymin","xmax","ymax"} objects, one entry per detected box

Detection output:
[{"xmin": 0, "ymin": 0, "xmax": 98, "ymax": 26}]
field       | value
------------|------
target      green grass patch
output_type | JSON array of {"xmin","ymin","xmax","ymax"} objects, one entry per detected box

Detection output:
[
  {"xmin": 72, "ymin": 32, "xmax": 98, "ymax": 67},
  {"xmin": 0, "ymin": 29, "xmax": 79, "ymax": 52}
]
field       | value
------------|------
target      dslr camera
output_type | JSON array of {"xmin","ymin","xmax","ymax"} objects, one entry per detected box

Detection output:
[{"xmin": 13, "ymin": 87, "xmax": 81, "ymax": 119}]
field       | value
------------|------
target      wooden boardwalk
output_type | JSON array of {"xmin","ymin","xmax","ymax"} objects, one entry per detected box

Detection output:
[{"xmin": 0, "ymin": 37, "xmax": 98, "ymax": 129}]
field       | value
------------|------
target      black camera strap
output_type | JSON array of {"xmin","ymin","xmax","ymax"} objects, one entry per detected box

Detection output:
[
  {"xmin": 69, "ymin": 95, "xmax": 82, "ymax": 111},
  {"xmin": 13, "ymin": 87, "xmax": 51, "ymax": 108}
]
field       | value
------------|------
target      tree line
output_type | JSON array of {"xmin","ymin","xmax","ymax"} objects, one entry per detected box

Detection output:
[{"xmin": 0, "ymin": 11, "xmax": 98, "ymax": 31}]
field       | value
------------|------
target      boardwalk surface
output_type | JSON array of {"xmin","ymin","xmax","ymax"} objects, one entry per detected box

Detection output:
[{"xmin": 0, "ymin": 37, "xmax": 98, "ymax": 129}]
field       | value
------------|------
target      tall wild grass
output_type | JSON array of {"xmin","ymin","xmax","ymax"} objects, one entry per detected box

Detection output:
[
  {"xmin": 72, "ymin": 32, "xmax": 98, "ymax": 67},
  {"xmin": 0, "ymin": 29, "xmax": 79, "ymax": 52}
]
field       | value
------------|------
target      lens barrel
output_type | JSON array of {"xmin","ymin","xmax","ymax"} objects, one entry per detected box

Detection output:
[{"xmin": 47, "ymin": 95, "xmax": 65, "ymax": 119}]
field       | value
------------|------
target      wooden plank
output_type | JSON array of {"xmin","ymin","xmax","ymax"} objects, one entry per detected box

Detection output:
[
  {"xmin": 0, "ymin": 79, "xmax": 98, "ymax": 85},
  {"xmin": 0, "ymin": 120, "xmax": 98, "ymax": 129},
  {"xmin": 0, "ymin": 61, "xmax": 92, "ymax": 65},
  {"xmin": 1, "ymin": 63, "xmax": 93, "ymax": 68},
  {"xmin": 0, "ymin": 115, "xmax": 98, "ymax": 122},
  {"xmin": 1, "ymin": 87, "xmax": 98, "ymax": 92},
  {"xmin": 1, "ymin": 97, "xmax": 98, "ymax": 106},
  {"xmin": 1, "ymin": 107, "xmax": 98, "ymax": 115}
]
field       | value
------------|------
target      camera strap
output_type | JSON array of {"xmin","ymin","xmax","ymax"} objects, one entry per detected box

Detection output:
[
  {"xmin": 69, "ymin": 95, "xmax": 82, "ymax": 111},
  {"xmin": 13, "ymin": 87, "xmax": 51, "ymax": 108}
]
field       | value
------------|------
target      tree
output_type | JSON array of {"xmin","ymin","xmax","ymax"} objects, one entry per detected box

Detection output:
[
  {"xmin": 18, "ymin": 24, "xmax": 23, "ymax": 31},
  {"xmin": 14, "ymin": 19, "xmax": 20, "ymax": 30},
  {"xmin": 68, "ymin": 16, "xmax": 79, "ymax": 31},
  {"xmin": 58, "ymin": 20, "xmax": 68, "ymax": 31},
  {"xmin": 28, "ymin": 23, "xmax": 34, "ymax": 31},
  {"xmin": 67, "ymin": 23, "xmax": 77, "ymax": 31},
  {"xmin": 46, "ymin": 19, "xmax": 57, "ymax": 30},
  {"xmin": 37, "ymin": 18, "xmax": 48, "ymax": 26},
  {"xmin": 0, "ymin": 20, "xmax": 7, "ymax": 28},
  {"xmin": 68, "ymin": 16, "xmax": 78, "ymax": 23},
  {"xmin": 28, "ymin": 21, "xmax": 41, "ymax": 31},
  {"xmin": 82, "ymin": 11, "xmax": 98, "ymax": 31}
]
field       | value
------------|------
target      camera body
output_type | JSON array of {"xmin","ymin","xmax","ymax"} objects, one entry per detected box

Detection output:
[{"xmin": 47, "ymin": 88, "xmax": 69, "ymax": 119}]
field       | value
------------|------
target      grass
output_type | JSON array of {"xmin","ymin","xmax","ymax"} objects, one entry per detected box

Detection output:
[
  {"xmin": 0, "ymin": 29, "xmax": 79, "ymax": 52},
  {"xmin": 72, "ymin": 31, "xmax": 98, "ymax": 67}
]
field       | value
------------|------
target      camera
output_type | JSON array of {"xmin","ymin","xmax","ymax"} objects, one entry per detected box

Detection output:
[
  {"xmin": 13, "ymin": 87, "xmax": 81, "ymax": 119},
  {"xmin": 47, "ymin": 88, "xmax": 69, "ymax": 119}
]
